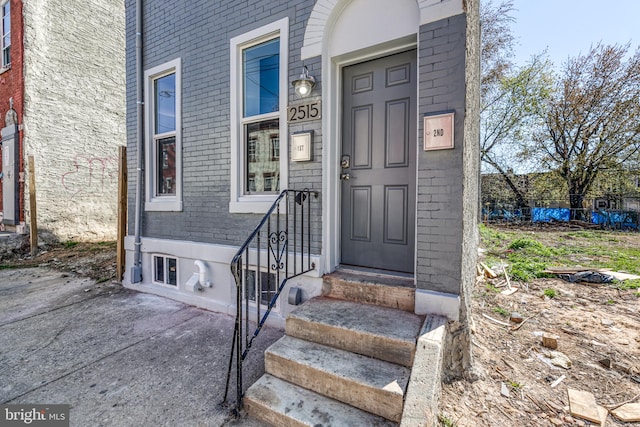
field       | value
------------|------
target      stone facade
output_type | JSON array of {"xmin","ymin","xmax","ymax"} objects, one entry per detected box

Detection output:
[{"xmin": 19, "ymin": 0, "xmax": 126, "ymax": 240}]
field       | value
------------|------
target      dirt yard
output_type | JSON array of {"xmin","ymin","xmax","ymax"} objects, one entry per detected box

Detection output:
[
  {"xmin": 439, "ymin": 225, "xmax": 640, "ymax": 426},
  {"xmin": 0, "ymin": 236, "xmax": 116, "ymax": 282}
]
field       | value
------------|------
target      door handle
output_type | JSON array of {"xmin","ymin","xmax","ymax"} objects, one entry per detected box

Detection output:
[{"xmin": 340, "ymin": 173, "xmax": 350, "ymax": 181}]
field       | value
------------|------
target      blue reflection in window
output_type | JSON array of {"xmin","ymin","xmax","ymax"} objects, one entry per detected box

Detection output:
[
  {"xmin": 243, "ymin": 38, "xmax": 279, "ymax": 117},
  {"xmin": 154, "ymin": 73, "xmax": 176, "ymax": 134}
]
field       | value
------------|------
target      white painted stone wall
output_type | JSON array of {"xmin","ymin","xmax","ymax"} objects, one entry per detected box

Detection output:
[{"xmin": 22, "ymin": 0, "xmax": 125, "ymax": 241}]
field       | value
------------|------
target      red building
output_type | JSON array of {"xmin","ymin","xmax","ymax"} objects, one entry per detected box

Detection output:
[{"xmin": 0, "ymin": 0, "xmax": 24, "ymax": 228}]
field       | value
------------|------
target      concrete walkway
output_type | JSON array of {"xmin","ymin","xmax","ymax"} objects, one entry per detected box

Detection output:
[{"xmin": 0, "ymin": 267, "xmax": 279, "ymax": 426}]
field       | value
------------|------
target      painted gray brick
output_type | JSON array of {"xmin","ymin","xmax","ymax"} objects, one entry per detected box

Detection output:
[
  {"xmin": 126, "ymin": 1, "xmax": 470, "ymax": 290},
  {"xmin": 416, "ymin": 13, "xmax": 467, "ymax": 294}
]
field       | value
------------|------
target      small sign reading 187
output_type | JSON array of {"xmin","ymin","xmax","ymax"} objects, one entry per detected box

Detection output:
[{"xmin": 287, "ymin": 100, "xmax": 321, "ymax": 123}]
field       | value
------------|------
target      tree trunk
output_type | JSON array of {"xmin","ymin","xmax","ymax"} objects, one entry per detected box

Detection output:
[
  {"xmin": 483, "ymin": 157, "xmax": 528, "ymax": 208},
  {"xmin": 569, "ymin": 190, "xmax": 585, "ymax": 220}
]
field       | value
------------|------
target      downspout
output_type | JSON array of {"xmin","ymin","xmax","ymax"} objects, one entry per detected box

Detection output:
[{"xmin": 131, "ymin": 0, "xmax": 144, "ymax": 283}]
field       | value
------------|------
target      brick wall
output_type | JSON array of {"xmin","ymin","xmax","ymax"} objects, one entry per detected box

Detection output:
[
  {"xmin": 126, "ymin": 0, "xmax": 321, "ymax": 250},
  {"xmin": 0, "ymin": 0, "xmax": 24, "ymax": 220},
  {"xmin": 22, "ymin": 0, "xmax": 126, "ymax": 240},
  {"xmin": 416, "ymin": 14, "xmax": 468, "ymax": 294},
  {"xmin": 126, "ymin": 1, "xmax": 474, "ymax": 284}
]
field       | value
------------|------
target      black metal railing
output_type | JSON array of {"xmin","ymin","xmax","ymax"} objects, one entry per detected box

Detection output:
[{"xmin": 222, "ymin": 189, "xmax": 318, "ymax": 413}]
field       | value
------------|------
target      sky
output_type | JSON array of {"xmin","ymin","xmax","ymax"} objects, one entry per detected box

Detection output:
[{"xmin": 510, "ymin": 0, "xmax": 639, "ymax": 68}]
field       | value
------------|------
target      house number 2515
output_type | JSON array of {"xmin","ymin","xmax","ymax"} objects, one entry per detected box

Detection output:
[{"xmin": 287, "ymin": 100, "xmax": 321, "ymax": 124}]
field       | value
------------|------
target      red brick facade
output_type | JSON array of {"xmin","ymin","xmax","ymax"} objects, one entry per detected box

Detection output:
[{"xmin": 0, "ymin": 0, "xmax": 24, "ymax": 221}]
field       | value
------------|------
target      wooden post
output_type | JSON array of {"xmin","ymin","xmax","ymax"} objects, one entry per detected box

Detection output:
[
  {"xmin": 28, "ymin": 155, "xmax": 37, "ymax": 257},
  {"xmin": 116, "ymin": 146, "xmax": 127, "ymax": 281}
]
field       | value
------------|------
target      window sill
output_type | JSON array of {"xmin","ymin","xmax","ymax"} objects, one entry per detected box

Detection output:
[
  {"xmin": 0, "ymin": 64, "xmax": 11, "ymax": 75},
  {"xmin": 145, "ymin": 198, "xmax": 183, "ymax": 212},
  {"xmin": 229, "ymin": 195, "xmax": 278, "ymax": 214}
]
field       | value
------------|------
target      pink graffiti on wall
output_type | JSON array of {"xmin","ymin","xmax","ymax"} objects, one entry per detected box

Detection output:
[{"xmin": 61, "ymin": 154, "xmax": 119, "ymax": 198}]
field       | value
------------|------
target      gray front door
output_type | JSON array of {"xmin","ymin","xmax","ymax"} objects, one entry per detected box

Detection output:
[{"xmin": 340, "ymin": 50, "xmax": 417, "ymax": 273}]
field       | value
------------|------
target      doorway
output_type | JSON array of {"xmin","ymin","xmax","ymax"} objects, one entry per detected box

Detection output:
[{"xmin": 340, "ymin": 50, "xmax": 417, "ymax": 273}]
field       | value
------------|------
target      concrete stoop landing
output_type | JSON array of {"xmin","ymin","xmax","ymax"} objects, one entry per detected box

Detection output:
[{"xmin": 244, "ymin": 271, "xmax": 448, "ymax": 427}]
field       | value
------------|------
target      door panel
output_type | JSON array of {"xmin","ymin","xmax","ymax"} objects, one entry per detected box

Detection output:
[
  {"xmin": 385, "ymin": 99, "xmax": 410, "ymax": 167},
  {"xmin": 350, "ymin": 186, "xmax": 371, "ymax": 241},
  {"xmin": 341, "ymin": 50, "xmax": 417, "ymax": 273},
  {"xmin": 384, "ymin": 185, "xmax": 408, "ymax": 244},
  {"xmin": 352, "ymin": 106, "xmax": 373, "ymax": 169}
]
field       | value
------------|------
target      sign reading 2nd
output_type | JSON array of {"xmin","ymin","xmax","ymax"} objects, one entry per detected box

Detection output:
[{"xmin": 287, "ymin": 100, "xmax": 321, "ymax": 123}]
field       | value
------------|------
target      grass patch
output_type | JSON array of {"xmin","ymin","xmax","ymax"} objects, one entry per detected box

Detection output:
[
  {"xmin": 543, "ymin": 288, "xmax": 557, "ymax": 298},
  {"xmin": 506, "ymin": 239, "xmax": 557, "ymax": 281},
  {"xmin": 566, "ymin": 230, "xmax": 612, "ymax": 241},
  {"xmin": 509, "ymin": 381, "xmax": 524, "ymax": 391},
  {"xmin": 62, "ymin": 240, "xmax": 79, "ymax": 248},
  {"xmin": 617, "ymin": 279, "xmax": 640, "ymax": 290},
  {"xmin": 493, "ymin": 306, "xmax": 509, "ymax": 317},
  {"xmin": 479, "ymin": 225, "xmax": 640, "ymax": 282},
  {"xmin": 0, "ymin": 262, "xmax": 40, "ymax": 270},
  {"xmin": 479, "ymin": 223, "xmax": 507, "ymax": 243},
  {"xmin": 486, "ymin": 283, "xmax": 501, "ymax": 293},
  {"xmin": 438, "ymin": 414, "xmax": 457, "ymax": 427}
]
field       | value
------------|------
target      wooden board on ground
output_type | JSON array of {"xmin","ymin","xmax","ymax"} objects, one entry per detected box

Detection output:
[
  {"xmin": 611, "ymin": 403, "xmax": 640, "ymax": 422},
  {"xmin": 479, "ymin": 262, "xmax": 497, "ymax": 279},
  {"xmin": 568, "ymin": 388, "xmax": 601, "ymax": 423}
]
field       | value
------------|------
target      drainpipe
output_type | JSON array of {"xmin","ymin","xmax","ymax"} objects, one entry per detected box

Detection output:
[{"xmin": 131, "ymin": 0, "xmax": 144, "ymax": 283}]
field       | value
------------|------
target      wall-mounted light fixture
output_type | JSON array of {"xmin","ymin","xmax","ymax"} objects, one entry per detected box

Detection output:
[{"xmin": 292, "ymin": 66, "xmax": 316, "ymax": 98}]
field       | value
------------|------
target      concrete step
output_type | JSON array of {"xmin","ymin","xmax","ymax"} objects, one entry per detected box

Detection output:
[
  {"xmin": 323, "ymin": 270, "xmax": 415, "ymax": 312},
  {"xmin": 265, "ymin": 335, "xmax": 410, "ymax": 422},
  {"xmin": 286, "ymin": 297, "xmax": 423, "ymax": 367},
  {"xmin": 244, "ymin": 374, "xmax": 398, "ymax": 427}
]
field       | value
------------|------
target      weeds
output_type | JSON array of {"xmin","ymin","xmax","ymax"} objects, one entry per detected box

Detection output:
[
  {"xmin": 486, "ymin": 283, "xmax": 501, "ymax": 293},
  {"xmin": 509, "ymin": 381, "xmax": 524, "ymax": 391},
  {"xmin": 616, "ymin": 279, "xmax": 640, "ymax": 290},
  {"xmin": 479, "ymin": 226, "xmax": 640, "ymax": 282},
  {"xmin": 493, "ymin": 306, "xmax": 509, "ymax": 317},
  {"xmin": 543, "ymin": 288, "xmax": 557, "ymax": 298},
  {"xmin": 62, "ymin": 241, "xmax": 79, "ymax": 248},
  {"xmin": 438, "ymin": 414, "xmax": 457, "ymax": 427}
]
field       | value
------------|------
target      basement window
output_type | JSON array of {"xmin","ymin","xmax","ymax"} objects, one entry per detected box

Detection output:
[
  {"xmin": 153, "ymin": 255, "xmax": 177, "ymax": 286},
  {"xmin": 244, "ymin": 270, "xmax": 277, "ymax": 306}
]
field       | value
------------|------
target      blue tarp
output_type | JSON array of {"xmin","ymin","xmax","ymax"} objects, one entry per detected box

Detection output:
[
  {"xmin": 591, "ymin": 211, "xmax": 638, "ymax": 229},
  {"xmin": 531, "ymin": 207, "xmax": 570, "ymax": 223}
]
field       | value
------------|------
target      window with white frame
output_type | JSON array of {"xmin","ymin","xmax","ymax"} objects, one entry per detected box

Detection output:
[
  {"xmin": 1, "ymin": 0, "xmax": 10, "ymax": 68},
  {"xmin": 230, "ymin": 18, "xmax": 288, "ymax": 213},
  {"xmin": 153, "ymin": 255, "xmax": 177, "ymax": 286},
  {"xmin": 144, "ymin": 58, "xmax": 182, "ymax": 211}
]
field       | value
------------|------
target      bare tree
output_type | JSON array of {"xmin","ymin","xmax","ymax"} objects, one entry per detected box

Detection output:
[{"xmin": 526, "ymin": 44, "xmax": 640, "ymax": 216}]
